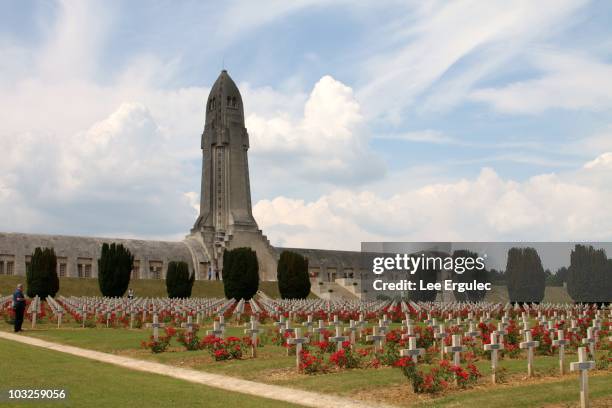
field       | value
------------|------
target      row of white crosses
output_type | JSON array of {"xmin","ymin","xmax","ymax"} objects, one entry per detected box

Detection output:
[
  {"xmin": 26, "ymin": 295, "xmax": 41, "ymax": 328},
  {"xmin": 46, "ymin": 296, "xmax": 65, "ymax": 328},
  {"xmin": 56, "ymin": 296, "xmax": 229, "ymax": 325}
]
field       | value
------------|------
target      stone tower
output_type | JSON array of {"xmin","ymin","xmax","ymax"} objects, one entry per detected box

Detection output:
[{"xmin": 188, "ymin": 70, "xmax": 277, "ymax": 280}]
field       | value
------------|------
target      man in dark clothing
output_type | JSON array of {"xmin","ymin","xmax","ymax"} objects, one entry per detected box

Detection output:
[{"xmin": 13, "ymin": 284, "xmax": 26, "ymax": 332}]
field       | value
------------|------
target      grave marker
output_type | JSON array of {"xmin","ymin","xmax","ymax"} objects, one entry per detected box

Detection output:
[
  {"xmin": 570, "ymin": 347, "xmax": 596, "ymax": 408},
  {"xmin": 400, "ymin": 336, "xmax": 424, "ymax": 364},
  {"xmin": 552, "ymin": 329, "xmax": 569, "ymax": 374},
  {"xmin": 519, "ymin": 330, "xmax": 540, "ymax": 377},
  {"xmin": 484, "ymin": 332, "xmax": 504, "ymax": 384},
  {"xmin": 287, "ymin": 328, "xmax": 310, "ymax": 371}
]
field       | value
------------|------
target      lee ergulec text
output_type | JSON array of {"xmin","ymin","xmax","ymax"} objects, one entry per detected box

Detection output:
[{"xmin": 371, "ymin": 253, "xmax": 492, "ymax": 292}]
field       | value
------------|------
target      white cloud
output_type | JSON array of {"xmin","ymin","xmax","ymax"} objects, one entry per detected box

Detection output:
[
  {"xmin": 584, "ymin": 152, "xmax": 612, "ymax": 169},
  {"xmin": 471, "ymin": 52, "xmax": 612, "ymax": 114},
  {"xmin": 0, "ymin": 102, "xmax": 199, "ymax": 238},
  {"xmin": 254, "ymin": 154, "xmax": 612, "ymax": 250},
  {"xmin": 247, "ymin": 75, "xmax": 385, "ymax": 185},
  {"xmin": 376, "ymin": 130, "xmax": 457, "ymax": 145},
  {"xmin": 357, "ymin": 0, "xmax": 588, "ymax": 119}
]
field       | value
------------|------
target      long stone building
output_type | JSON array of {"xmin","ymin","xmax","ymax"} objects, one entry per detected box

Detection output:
[{"xmin": 0, "ymin": 70, "xmax": 365, "ymax": 297}]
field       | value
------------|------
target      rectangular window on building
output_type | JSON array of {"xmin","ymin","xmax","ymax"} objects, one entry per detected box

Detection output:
[
  {"xmin": 344, "ymin": 268, "xmax": 354, "ymax": 279},
  {"xmin": 1, "ymin": 255, "xmax": 15, "ymax": 276},
  {"xmin": 77, "ymin": 258, "xmax": 93, "ymax": 278},
  {"xmin": 309, "ymin": 267, "xmax": 320, "ymax": 279},
  {"xmin": 57, "ymin": 257, "xmax": 67, "ymax": 277},
  {"xmin": 327, "ymin": 268, "xmax": 337, "ymax": 281},
  {"xmin": 25, "ymin": 255, "xmax": 32, "ymax": 272},
  {"xmin": 132, "ymin": 260, "xmax": 140, "ymax": 279},
  {"xmin": 149, "ymin": 261, "xmax": 163, "ymax": 279}
]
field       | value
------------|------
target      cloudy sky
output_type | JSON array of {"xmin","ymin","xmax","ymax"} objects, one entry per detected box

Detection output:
[{"xmin": 1, "ymin": 0, "xmax": 612, "ymax": 250}]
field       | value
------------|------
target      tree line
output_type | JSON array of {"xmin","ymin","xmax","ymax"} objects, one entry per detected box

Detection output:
[
  {"xmin": 25, "ymin": 243, "xmax": 194, "ymax": 299},
  {"xmin": 23, "ymin": 245, "xmax": 312, "ymax": 301},
  {"xmin": 403, "ymin": 245, "xmax": 611, "ymax": 304}
]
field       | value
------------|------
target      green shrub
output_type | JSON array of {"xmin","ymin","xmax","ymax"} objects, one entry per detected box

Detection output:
[
  {"xmin": 408, "ymin": 251, "xmax": 440, "ymax": 302},
  {"xmin": 166, "ymin": 261, "xmax": 194, "ymax": 298},
  {"xmin": 26, "ymin": 247, "xmax": 59, "ymax": 299},
  {"xmin": 277, "ymin": 250, "xmax": 311, "ymax": 299},
  {"xmin": 452, "ymin": 249, "xmax": 489, "ymax": 302},
  {"xmin": 98, "ymin": 243, "xmax": 133, "ymax": 297},
  {"xmin": 222, "ymin": 247, "xmax": 259, "ymax": 300},
  {"xmin": 505, "ymin": 247, "xmax": 545, "ymax": 304},
  {"xmin": 567, "ymin": 244, "xmax": 612, "ymax": 303}
]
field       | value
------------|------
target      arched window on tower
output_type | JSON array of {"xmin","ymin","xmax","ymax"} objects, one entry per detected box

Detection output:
[{"xmin": 232, "ymin": 97, "xmax": 237, "ymax": 107}]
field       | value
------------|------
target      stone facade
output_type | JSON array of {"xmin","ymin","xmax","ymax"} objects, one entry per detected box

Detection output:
[{"xmin": 0, "ymin": 232, "xmax": 194, "ymax": 279}]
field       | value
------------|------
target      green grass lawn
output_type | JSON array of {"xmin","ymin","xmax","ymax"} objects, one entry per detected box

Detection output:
[
  {"xmin": 2, "ymin": 320, "xmax": 610, "ymax": 407},
  {"xmin": 2, "ymin": 274, "xmax": 575, "ymax": 302},
  {"xmin": 0, "ymin": 275, "xmax": 282, "ymax": 298},
  {"xmin": 484, "ymin": 285, "xmax": 573, "ymax": 303},
  {"xmin": 417, "ymin": 374, "xmax": 612, "ymax": 407},
  {"xmin": 0, "ymin": 338, "xmax": 301, "ymax": 408}
]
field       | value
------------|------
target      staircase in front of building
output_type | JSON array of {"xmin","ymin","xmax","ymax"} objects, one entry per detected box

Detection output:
[{"xmin": 310, "ymin": 278, "xmax": 362, "ymax": 300}]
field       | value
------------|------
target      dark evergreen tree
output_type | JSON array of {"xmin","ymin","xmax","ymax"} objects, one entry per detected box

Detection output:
[
  {"xmin": 277, "ymin": 250, "xmax": 311, "ymax": 299},
  {"xmin": 556, "ymin": 266, "xmax": 569, "ymax": 284},
  {"xmin": 97, "ymin": 243, "xmax": 133, "ymax": 297},
  {"xmin": 408, "ymin": 251, "xmax": 440, "ymax": 302},
  {"xmin": 451, "ymin": 249, "xmax": 489, "ymax": 302},
  {"xmin": 222, "ymin": 247, "xmax": 259, "ymax": 300},
  {"xmin": 26, "ymin": 247, "xmax": 59, "ymax": 299},
  {"xmin": 544, "ymin": 268, "xmax": 564, "ymax": 287},
  {"xmin": 505, "ymin": 247, "xmax": 545, "ymax": 304},
  {"xmin": 488, "ymin": 268, "xmax": 506, "ymax": 284},
  {"xmin": 567, "ymin": 244, "xmax": 612, "ymax": 303},
  {"xmin": 166, "ymin": 261, "xmax": 195, "ymax": 298}
]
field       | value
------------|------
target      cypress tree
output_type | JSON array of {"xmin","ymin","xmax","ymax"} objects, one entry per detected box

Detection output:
[
  {"xmin": 98, "ymin": 243, "xmax": 133, "ymax": 297},
  {"xmin": 567, "ymin": 244, "xmax": 612, "ymax": 303},
  {"xmin": 222, "ymin": 247, "xmax": 259, "ymax": 300},
  {"xmin": 277, "ymin": 250, "xmax": 311, "ymax": 299},
  {"xmin": 26, "ymin": 247, "xmax": 59, "ymax": 299},
  {"xmin": 451, "ymin": 249, "xmax": 489, "ymax": 302},
  {"xmin": 166, "ymin": 261, "xmax": 194, "ymax": 298},
  {"xmin": 408, "ymin": 251, "xmax": 439, "ymax": 302},
  {"xmin": 505, "ymin": 247, "xmax": 545, "ymax": 304}
]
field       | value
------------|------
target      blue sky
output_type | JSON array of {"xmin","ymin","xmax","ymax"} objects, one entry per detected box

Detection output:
[{"xmin": 1, "ymin": 0, "xmax": 612, "ymax": 249}]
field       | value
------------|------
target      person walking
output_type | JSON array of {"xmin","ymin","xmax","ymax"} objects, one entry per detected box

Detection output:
[{"xmin": 13, "ymin": 284, "xmax": 26, "ymax": 332}]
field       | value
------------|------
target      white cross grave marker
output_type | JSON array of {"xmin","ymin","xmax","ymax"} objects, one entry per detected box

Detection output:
[
  {"xmin": 400, "ymin": 336, "xmax": 424, "ymax": 364},
  {"xmin": 287, "ymin": 328, "xmax": 310, "ymax": 371},
  {"xmin": 519, "ymin": 330, "xmax": 540, "ymax": 377},
  {"xmin": 329, "ymin": 326, "xmax": 349, "ymax": 352},
  {"xmin": 570, "ymin": 347, "xmax": 596, "ymax": 408},
  {"xmin": 484, "ymin": 332, "xmax": 504, "ymax": 384},
  {"xmin": 552, "ymin": 329, "xmax": 569, "ymax": 374}
]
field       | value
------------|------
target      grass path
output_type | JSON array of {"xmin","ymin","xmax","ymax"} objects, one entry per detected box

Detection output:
[
  {"xmin": 0, "ymin": 337, "xmax": 298, "ymax": 408},
  {"xmin": 0, "ymin": 331, "xmax": 379, "ymax": 408}
]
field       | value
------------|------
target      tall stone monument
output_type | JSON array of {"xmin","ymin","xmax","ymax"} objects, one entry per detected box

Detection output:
[{"xmin": 187, "ymin": 70, "xmax": 277, "ymax": 280}]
